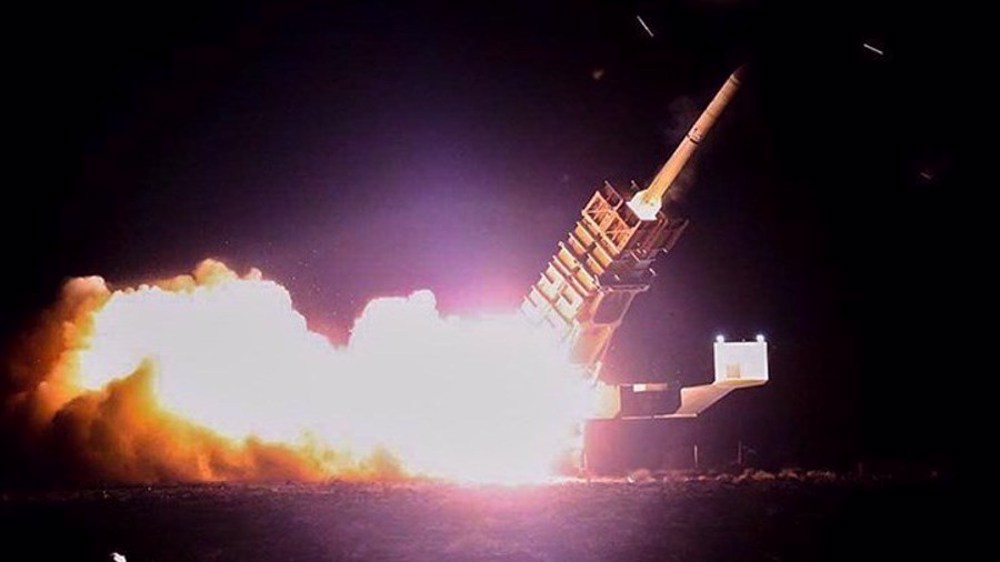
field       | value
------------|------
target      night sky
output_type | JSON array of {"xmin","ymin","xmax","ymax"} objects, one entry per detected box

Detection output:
[{"xmin": 4, "ymin": 1, "xmax": 967, "ymax": 471}]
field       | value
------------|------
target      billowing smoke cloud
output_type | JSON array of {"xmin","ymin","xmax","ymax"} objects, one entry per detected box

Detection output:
[{"xmin": 1, "ymin": 260, "xmax": 591, "ymax": 486}]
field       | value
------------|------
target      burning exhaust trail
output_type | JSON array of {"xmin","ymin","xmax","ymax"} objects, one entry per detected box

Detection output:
[{"xmin": 2, "ymin": 260, "xmax": 596, "ymax": 485}]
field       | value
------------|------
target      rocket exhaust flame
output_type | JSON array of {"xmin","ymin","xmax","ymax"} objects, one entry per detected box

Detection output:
[{"xmin": 3, "ymin": 260, "xmax": 596, "ymax": 484}]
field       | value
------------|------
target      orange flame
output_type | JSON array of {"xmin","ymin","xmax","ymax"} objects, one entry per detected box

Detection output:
[{"xmin": 9, "ymin": 260, "xmax": 596, "ymax": 484}]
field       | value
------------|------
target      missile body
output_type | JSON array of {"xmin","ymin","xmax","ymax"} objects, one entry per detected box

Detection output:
[{"xmin": 628, "ymin": 68, "xmax": 743, "ymax": 220}]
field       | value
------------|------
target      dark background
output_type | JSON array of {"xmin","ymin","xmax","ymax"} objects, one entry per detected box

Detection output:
[{"xmin": 3, "ymin": 1, "xmax": 969, "ymax": 473}]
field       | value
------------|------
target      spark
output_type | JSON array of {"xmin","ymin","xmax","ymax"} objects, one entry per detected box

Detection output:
[
  {"xmin": 636, "ymin": 15, "xmax": 655, "ymax": 38},
  {"xmin": 111, "ymin": 554, "xmax": 127, "ymax": 562},
  {"xmin": 862, "ymin": 43, "xmax": 884, "ymax": 56}
]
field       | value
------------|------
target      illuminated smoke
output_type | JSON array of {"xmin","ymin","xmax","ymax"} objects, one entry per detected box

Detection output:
[{"xmin": 2, "ymin": 260, "xmax": 594, "ymax": 484}]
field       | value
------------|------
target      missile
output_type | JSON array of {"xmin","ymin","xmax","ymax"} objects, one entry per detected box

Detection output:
[{"xmin": 627, "ymin": 67, "xmax": 744, "ymax": 221}]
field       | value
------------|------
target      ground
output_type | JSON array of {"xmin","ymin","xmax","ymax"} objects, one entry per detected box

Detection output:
[{"xmin": 2, "ymin": 477, "xmax": 959, "ymax": 561}]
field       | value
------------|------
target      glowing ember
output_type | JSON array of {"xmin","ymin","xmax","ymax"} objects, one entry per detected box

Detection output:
[{"xmin": 22, "ymin": 260, "xmax": 595, "ymax": 484}]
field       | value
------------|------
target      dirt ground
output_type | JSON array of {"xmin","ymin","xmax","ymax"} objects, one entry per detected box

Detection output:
[{"xmin": 1, "ymin": 477, "xmax": 960, "ymax": 561}]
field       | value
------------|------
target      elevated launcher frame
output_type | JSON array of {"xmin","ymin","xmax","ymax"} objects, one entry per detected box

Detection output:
[
  {"xmin": 522, "ymin": 182, "xmax": 687, "ymax": 370},
  {"xmin": 521, "ymin": 68, "xmax": 767, "ymax": 421}
]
